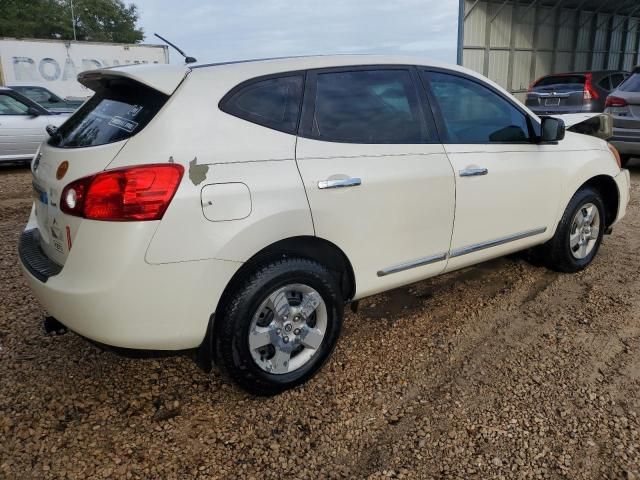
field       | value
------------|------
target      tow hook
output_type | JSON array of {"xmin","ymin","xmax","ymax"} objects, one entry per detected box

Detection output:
[{"xmin": 43, "ymin": 316, "xmax": 68, "ymax": 335}]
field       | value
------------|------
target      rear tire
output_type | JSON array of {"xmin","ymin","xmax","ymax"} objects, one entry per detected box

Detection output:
[
  {"xmin": 545, "ymin": 187, "xmax": 605, "ymax": 273},
  {"xmin": 214, "ymin": 258, "xmax": 343, "ymax": 396},
  {"xmin": 620, "ymin": 155, "xmax": 632, "ymax": 168}
]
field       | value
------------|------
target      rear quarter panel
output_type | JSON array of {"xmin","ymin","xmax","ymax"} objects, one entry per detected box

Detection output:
[{"xmin": 107, "ymin": 68, "xmax": 314, "ymax": 264}]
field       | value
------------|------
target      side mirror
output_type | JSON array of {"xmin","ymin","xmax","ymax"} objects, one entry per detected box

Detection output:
[
  {"xmin": 540, "ymin": 117, "xmax": 565, "ymax": 142},
  {"xmin": 46, "ymin": 124, "xmax": 58, "ymax": 136},
  {"xmin": 26, "ymin": 106, "xmax": 41, "ymax": 117}
]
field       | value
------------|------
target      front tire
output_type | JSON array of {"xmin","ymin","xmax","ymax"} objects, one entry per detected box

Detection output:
[
  {"xmin": 546, "ymin": 187, "xmax": 605, "ymax": 273},
  {"xmin": 214, "ymin": 258, "xmax": 343, "ymax": 396}
]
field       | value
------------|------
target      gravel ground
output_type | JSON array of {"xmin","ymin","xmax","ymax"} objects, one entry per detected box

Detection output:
[{"xmin": 1, "ymin": 163, "xmax": 639, "ymax": 480}]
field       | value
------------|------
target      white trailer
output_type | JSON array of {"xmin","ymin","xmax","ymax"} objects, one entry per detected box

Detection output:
[{"xmin": 0, "ymin": 38, "xmax": 169, "ymax": 100}]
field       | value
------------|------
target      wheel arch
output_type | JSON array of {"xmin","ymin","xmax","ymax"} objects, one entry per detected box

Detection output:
[
  {"xmin": 217, "ymin": 235, "xmax": 356, "ymax": 313},
  {"xmin": 578, "ymin": 174, "xmax": 620, "ymax": 227},
  {"xmin": 197, "ymin": 235, "xmax": 355, "ymax": 369}
]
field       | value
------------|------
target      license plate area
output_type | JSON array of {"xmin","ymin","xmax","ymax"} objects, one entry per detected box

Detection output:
[{"xmin": 545, "ymin": 98, "xmax": 561, "ymax": 107}]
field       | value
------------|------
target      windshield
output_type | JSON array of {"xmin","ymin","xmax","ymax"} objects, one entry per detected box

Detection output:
[
  {"xmin": 48, "ymin": 78, "xmax": 168, "ymax": 148},
  {"xmin": 13, "ymin": 86, "xmax": 63, "ymax": 104},
  {"xmin": 618, "ymin": 73, "xmax": 640, "ymax": 92}
]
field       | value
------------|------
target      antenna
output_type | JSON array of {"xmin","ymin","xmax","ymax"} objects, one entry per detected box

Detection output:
[{"xmin": 154, "ymin": 33, "xmax": 197, "ymax": 64}]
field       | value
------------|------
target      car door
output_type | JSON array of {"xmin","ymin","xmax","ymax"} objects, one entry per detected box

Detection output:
[
  {"xmin": 295, "ymin": 66, "xmax": 456, "ymax": 298},
  {"xmin": 420, "ymin": 69, "xmax": 564, "ymax": 272},
  {"xmin": 0, "ymin": 92, "xmax": 48, "ymax": 160}
]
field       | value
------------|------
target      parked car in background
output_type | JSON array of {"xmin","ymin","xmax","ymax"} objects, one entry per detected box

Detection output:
[
  {"xmin": 8, "ymin": 86, "xmax": 84, "ymax": 113},
  {"xmin": 19, "ymin": 57, "xmax": 630, "ymax": 395},
  {"xmin": 526, "ymin": 70, "xmax": 629, "ymax": 115},
  {"xmin": 0, "ymin": 87, "xmax": 69, "ymax": 163},
  {"xmin": 605, "ymin": 66, "xmax": 640, "ymax": 167}
]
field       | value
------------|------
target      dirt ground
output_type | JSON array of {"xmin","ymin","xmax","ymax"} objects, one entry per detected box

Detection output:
[{"xmin": 0, "ymin": 162, "xmax": 639, "ymax": 480}]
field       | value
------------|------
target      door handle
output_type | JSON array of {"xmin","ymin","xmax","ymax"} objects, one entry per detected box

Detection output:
[
  {"xmin": 459, "ymin": 167, "xmax": 488, "ymax": 177},
  {"xmin": 318, "ymin": 177, "xmax": 362, "ymax": 189}
]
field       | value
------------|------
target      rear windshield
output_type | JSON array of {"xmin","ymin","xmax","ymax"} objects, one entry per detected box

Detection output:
[
  {"xmin": 534, "ymin": 75, "xmax": 585, "ymax": 88},
  {"xmin": 618, "ymin": 73, "xmax": 640, "ymax": 92},
  {"xmin": 48, "ymin": 78, "xmax": 168, "ymax": 148}
]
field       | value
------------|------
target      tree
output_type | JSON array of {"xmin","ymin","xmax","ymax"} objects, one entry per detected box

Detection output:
[{"xmin": 0, "ymin": 0, "xmax": 144, "ymax": 43}]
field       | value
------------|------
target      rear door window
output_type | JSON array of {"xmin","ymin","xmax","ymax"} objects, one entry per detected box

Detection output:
[
  {"xmin": 307, "ymin": 69, "xmax": 429, "ymax": 144},
  {"xmin": 48, "ymin": 78, "xmax": 167, "ymax": 148},
  {"xmin": 220, "ymin": 75, "xmax": 303, "ymax": 134}
]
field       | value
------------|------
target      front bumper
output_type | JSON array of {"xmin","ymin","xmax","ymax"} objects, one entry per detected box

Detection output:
[
  {"xmin": 19, "ymin": 216, "xmax": 241, "ymax": 350},
  {"xmin": 612, "ymin": 168, "xmax": 631, "ymax": 226},
  {"xmin": 610, "ymin": 138, "xmax": 640, "ymax": 156}
]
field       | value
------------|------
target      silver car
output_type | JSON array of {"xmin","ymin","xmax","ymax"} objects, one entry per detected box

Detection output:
[
  {"xmin": 606, "ymin": 67, "xmax": 640, "ymax": 167},
  {"xmin": 0, "ymin": 87, "xmax": 69, "ymax": 163}
]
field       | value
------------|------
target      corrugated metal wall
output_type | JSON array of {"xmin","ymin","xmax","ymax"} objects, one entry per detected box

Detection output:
[{"xmin": 460, "ymin": 0, "xmax": 640, "ymax": 100}]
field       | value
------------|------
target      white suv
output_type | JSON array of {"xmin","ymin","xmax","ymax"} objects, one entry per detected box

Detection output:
[{"xmin": 20, "ymin": 56, "xmax": 631, "ymax": 395}]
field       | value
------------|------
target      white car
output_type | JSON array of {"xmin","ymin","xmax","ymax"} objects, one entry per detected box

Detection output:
[
  {"xmin": 19, "ymin": 56, "xmax": 631, "ymax": 395},
  {"xmin": 0, "ymin": 87, "xmax": 69, "ymax": 163}
]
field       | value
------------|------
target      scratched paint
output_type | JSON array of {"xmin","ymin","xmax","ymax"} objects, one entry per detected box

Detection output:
[{"xmin": 188, "ymin": 158, "xmax": 209, "ymax": 186}]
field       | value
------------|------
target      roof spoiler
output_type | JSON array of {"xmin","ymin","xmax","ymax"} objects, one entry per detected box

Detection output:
[{"xmin": 78, "ymin": 64, "xmax": 190, "ymax": 96}]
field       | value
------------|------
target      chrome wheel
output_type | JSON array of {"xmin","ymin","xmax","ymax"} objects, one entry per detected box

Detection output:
[
  {"xmin": 569, "ymin": 202, "xmax": 600, "ymax": 260},
  {"xmin": 248, "ymin": 283, "xmax": 327, "ymax": 375}
]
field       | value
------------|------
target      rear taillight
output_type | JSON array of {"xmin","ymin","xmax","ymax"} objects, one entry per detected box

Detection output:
[
  {"xmin": 583, "ymin": 73, "xmax": 599, "ymax": 100},
  {"xmin": 605, "ymin": 96, "xmax": 628, "ymax": 108},
  {"xmin": 61, "ymin": 164, "xmax": 184, "ymax": 221}
]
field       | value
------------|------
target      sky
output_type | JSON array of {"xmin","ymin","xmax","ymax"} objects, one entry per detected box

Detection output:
[{"xmin": 132, "ymin": 0, "xmax": 460, "ymax": 66}]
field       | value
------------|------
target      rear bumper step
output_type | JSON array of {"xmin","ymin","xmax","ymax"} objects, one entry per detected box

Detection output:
[{"xmin": 19, "ymin": 229, "xmax": 62, "ymax": 283}]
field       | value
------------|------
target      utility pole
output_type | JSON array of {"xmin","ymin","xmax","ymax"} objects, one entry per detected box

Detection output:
[{"xmin": 70, "ymin": 0, "xmax": 77, "ymax": 41}]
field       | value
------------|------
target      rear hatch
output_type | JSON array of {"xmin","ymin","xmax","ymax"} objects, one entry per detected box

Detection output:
[
  {"xmin": 606, "ymin": 72, "xmax": 640, "ymax": 140},
  {"xmin": 525, "ymin": 74, "xmax": 590, "ymax": 113},
  {"xmin": 31, "ymin": 64, "xmax": 188, "ymax": 266}
]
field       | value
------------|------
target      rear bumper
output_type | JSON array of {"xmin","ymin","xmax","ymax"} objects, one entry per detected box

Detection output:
[{"xmin": 19, "ymin": 219, "xmax": 241, "ymax": 350}]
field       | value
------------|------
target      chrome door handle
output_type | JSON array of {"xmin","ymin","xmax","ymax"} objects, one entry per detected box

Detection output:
[
  {"xmin": 459, "ymin": 167, "xmax": 488, "ymax": 177},
  {"xmin": 318, "ymin": 177, "xmax": 362, "ymax": 189}
]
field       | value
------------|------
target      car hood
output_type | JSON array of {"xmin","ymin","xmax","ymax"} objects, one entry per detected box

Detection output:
[{"xmin": 551, "ymin": 113, "xmax": 613, "ymax": 140}]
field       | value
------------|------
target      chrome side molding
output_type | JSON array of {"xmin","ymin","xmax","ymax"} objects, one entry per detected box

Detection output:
[
  {"xmin": 377, "ymin": 252, "xmax": 447, "ymax": 277},
  {"xmin": 376, "ymin": 227, "xmax": 547, "ymax": 277},
  {"xmin": 450, "ymin": 227, "xmax": 547, "ymax": 258},
  {"xmin": 318, "ymin": 177, "xmax": 361, "ymax": 189}
]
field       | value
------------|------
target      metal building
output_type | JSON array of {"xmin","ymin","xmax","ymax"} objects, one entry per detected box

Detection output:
[{"xmin": 457, "ymin": 0, "xmax": 640, "ymax": 99}]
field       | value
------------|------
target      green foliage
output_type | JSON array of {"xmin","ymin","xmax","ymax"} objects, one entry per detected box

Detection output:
[{"xmin": 0, "ymin": 0, "xmax": 144, "ymax": 43}]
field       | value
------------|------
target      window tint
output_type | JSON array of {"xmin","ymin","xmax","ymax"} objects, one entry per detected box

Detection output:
[
  {"xmin": 48, "ymin": 78, "xmax": 167, "ymax": 148},
  {"xmin": 0, "ymin": 94, "xmax": 29, "ymax": 115},
  {"xmin": 427, "ymin": 72, "xmax": 531, "ymax": 143},
  {"xmin": 310, "ymin": 69, "xmax": 428, "ymax": 144},
  {"xmin": 535, "ymin": 75, "xmax": 585, "ymax": 87},
  {"xmin": 221, "ymin": 75, "xmax": 303, "ymax": 134}
]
